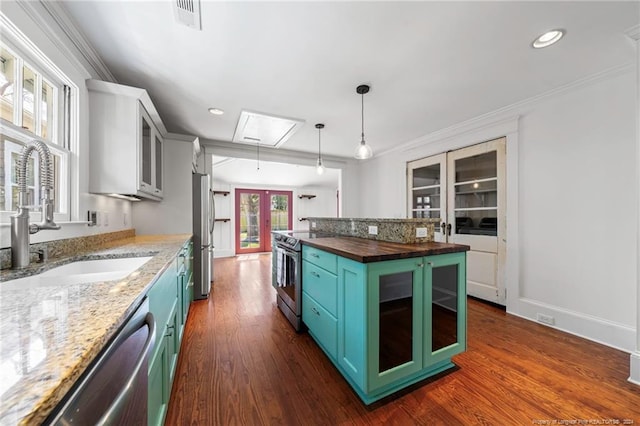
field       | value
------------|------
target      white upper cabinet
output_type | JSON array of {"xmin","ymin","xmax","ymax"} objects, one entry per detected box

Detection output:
[{"xmin": 87, "ymin": 79, "xmax": 165, "ymax": 200}]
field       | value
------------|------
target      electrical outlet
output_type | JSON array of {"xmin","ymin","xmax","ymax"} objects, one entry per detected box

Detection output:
[
  {"xmin": 537, "ymin": 313, "xmax": 555, "ymax": 326},
  {"xmin": 103, "ymin": 211, "xmax": 109, "ymax": 226},
  {"xmin": 123, "ymin": 213, "xmax": 128, "ymax": 227},
  {"xmin": 416, "ymin": 227, "xmax": 428, "ymax": 238},
  {"xmin": 368, "ymin": 225, "xmax": 378, "ymax": 235},
  {"xmin": 87, "ymin": 210, "xmax": 97, "ymax": 227}
]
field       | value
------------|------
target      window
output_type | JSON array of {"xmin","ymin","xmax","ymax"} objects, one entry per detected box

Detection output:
[{"xmin": 0, "ymin": 19, "xmax": 74, "ymax": 223}]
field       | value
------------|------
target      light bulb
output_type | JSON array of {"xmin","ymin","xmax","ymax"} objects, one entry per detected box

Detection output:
[
  {"xmin": 355, "ymin": 141, "xmax": 373, "ymax": 160},
  {"xmin": 316, "ymin": 158, "xmax": 325, "ymax": 175}
]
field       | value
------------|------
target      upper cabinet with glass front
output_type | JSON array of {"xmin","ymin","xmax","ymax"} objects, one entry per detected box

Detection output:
[{"xmin": 87, "ymin": 79, "xmax": 165, "ymax": 200}]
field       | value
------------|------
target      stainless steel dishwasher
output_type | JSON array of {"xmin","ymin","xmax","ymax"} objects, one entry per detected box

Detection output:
[{"xmin": 45, "ymin": 298, "xmax": 156, "ymax": 425}]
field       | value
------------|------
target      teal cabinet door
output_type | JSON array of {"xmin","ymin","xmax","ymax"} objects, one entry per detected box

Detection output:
[
  {"xmin": 166, "ymin": 302, "xmax": 180, "ymax": 385},
  {"xmin": 337, "ymin": 257, "xmax": 366, "ymax": 390},
  {"xmin": 148, "ymin": 338, "xmax": 168, "ymax": 426},
  {"xmin": 424, "ymin": 251, "xmax": 467, "ymax": 366},
  {"xmin": 367, "ymin": 258, "xmax": 424, "ymax": 391}
]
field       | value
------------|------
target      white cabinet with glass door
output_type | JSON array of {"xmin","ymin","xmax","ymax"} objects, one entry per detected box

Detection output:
[
  {"xmin": 87, "ymin": 79, "xmax": 165, "ymax": 201},
  {"xmin": 408, "ymin": 138, "xmax": 506, "ymax": 304}
]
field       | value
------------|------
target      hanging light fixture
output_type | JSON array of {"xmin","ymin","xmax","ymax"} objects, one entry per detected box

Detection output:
[
  {"xmin": 315, "ymin": 123, "xmax": 325, "ymax": 175},
  {"xmin": 355, "ymin": 84, "xmax": 373, "ymax": 160}
]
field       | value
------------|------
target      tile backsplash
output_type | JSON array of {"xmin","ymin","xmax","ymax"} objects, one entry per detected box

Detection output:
[{"xmin": 309, "ymin": 217, "xmax": 437, "ymax": 244}]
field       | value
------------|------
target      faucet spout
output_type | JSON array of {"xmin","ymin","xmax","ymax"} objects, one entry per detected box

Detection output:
[{"xmin": 11, "ymin": 140, "xmax": 61, "ymax": 269}]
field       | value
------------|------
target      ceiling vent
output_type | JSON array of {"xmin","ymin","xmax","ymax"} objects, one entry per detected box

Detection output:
[
  {"xmin": 232, "ymin": 110, "xmax": 305, "ymax": 148},
  {"xmin": 173, "ymin": 0, "xmax": 202, "ymax": 30}
]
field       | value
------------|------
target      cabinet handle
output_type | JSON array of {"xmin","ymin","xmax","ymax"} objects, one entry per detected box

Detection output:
[
  {"xmin": 165, "ymin": 324, "xmax": 175, "ymax": 337},
  {"xmin": 311, "ymin": 307, "xmax": 320, "ymax": 316},
  {"xmin": 311, "ymin": 271, "xmax": 320, "ymax": 278},
  {"xmin": 446, "ymin": 223, "xmax": 452, "ymax": 236},
  {"xmin": 310, "ymin": 253, "xmax": 320, "ymax": 258}
]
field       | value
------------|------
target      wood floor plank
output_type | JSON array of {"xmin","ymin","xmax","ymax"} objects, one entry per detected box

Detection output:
[{"xmin": 166, "ymin": 254, "xmax": 640, "ymax": 425}]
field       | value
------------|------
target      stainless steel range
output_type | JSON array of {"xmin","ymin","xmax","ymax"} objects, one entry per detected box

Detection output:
[{"xmin": 271, "ymin": 230, "xmax": 331, "ymax": 331}]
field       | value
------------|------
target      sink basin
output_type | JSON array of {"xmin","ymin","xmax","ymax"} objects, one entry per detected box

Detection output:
[
  {"xmin": 1, "ymin": 256, "xmax": 153, "ymax": 289},
  {"xmin": 39, "ymin": 257, "xmax": 153, "ymax": 277}
]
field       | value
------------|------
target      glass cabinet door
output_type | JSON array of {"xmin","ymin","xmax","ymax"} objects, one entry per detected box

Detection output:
[
  {"xmin": 368, "ymin": 258, "xmax": 423, "ymax": 391},
  {"xmin": 407, "ymin": 153, "xmax": 447, "ymax": 242},
  {"xmin": 140, "ymin": 109, "xmax": 152, "ymax": 191},
  {"xmin": 155, "ymin": 135, "xmax": 163, "ymax": 194},
  {"xmin": 424, "ymin": 252, "xmax": 466, "ymax": 366}
]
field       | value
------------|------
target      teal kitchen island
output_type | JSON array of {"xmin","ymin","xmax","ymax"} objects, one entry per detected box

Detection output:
[{"xmin": 298, "ymin": 235, "xmax": 470, "ymax": 404}]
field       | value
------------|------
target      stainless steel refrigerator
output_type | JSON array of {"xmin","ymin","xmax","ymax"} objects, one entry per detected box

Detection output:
[{"xmin": 192, "ymin": 173, "xmax": 214, "ymax": 299}]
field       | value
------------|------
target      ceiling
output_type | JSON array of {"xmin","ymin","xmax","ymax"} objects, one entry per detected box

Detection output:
[{"xmin": 59, "ymin": 1, "xmax": 638, "ymax": 159}]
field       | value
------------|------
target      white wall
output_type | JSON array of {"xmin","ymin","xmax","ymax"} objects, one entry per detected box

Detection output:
[
  {"xmin": 132, "ymin": 137, "xmax": 193, "ymax": 235},
  {"xmin": 211, "ymin": 181, "xmax": 338, "ymax": 257},
  {"xmin": 356, "ymin": 68, "xmax": 638, "ymax": 352},
  {"xmin": 0, "ymin": 3, "xmax": 133, "ymax": 249}
]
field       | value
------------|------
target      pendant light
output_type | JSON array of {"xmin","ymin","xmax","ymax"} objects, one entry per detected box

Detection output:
[
  {"xmin": 355, "ymin": 84, "xmax": 373, "ymax": 160},
  {"xmin": 315, "ymin": 123, "xmax": 325, "ymax": 175}
]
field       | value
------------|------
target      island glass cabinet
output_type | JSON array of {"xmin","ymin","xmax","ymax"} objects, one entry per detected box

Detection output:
[{"xmin": 304, "ymin": 246, "xmax": 467, "ymax": 404}]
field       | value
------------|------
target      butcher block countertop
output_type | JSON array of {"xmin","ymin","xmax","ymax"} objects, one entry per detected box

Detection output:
[{"xmin": 299, "ymin": 236, "xmax": 469, "ymax": 263}]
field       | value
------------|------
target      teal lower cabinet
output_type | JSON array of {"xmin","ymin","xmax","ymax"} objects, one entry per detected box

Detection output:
[
  {"xmin": 306, "ymin": 246, "xmax": 467, "ymax": 405},
  {"xmin": 147, "ymin": 239, "xmax": 193, "ymax": 425}
]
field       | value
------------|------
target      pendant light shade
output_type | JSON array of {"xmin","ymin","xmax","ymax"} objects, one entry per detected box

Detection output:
[
  {"xmin": 354, "ymin": 84, "xmax": 373, "ymax": 160},
  {"xmin": 315, "ymin": 123, "xmax": 325, "ymax": 175}
]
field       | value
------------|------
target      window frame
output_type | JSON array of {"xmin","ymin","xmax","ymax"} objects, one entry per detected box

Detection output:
[{"xmin": 0, "ymin": 14, "xmax": 76, "ymax": 224}]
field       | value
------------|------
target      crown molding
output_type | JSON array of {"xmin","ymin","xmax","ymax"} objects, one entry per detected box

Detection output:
[
  {"xmin": 20, "ymin": 1, "xmax": 116, "ymax": 82},
  {"xmin": 625, "ymin": 24, "xmax": 640, "ymax": 41}
]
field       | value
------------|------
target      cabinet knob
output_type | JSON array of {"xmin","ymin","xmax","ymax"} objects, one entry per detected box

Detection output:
[
  {"xmin": 310, "ymin": 253, "xmax": 320, "ymax": 258},
  {"xmin": 417, "ymin": 263, "xmax": 424, "ymax": 268},
  {"xmin": 311, "ymin": 271, "xmax": 320, "ymax": 278}
]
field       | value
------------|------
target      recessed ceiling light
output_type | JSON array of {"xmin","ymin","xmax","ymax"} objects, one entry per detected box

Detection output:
[
  {"xmin": 532, "ymin": 29, "xmax": 565, "ymax": 49},
  {"xmin": 208, "ymin": 108, "xmax": 224, "ymax": 115}
]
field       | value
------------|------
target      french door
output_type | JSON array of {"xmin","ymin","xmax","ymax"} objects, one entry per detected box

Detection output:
[
  {"xmin": 407, "ymin": 137, "xmax": 506, "ymax": 305},
  {"xmin": 235, "ymin": 189, "xmax": 293, "ymax": 254}
]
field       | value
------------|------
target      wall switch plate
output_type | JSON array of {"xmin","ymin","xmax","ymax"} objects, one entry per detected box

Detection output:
[
  {"xmin": 311, "ymin": 222, "xmax": 316, "ymax": 229},
  {"xmin": 537, "ymin": 313, "xmax": 555, "ymax": 326},
  {"xmin": 416, "ymin": 227, "xmax": 428, "ymax": 238},
  {"xmin": 103, "ymin": 211, "xmax": 109, "ymax": 226},
  {"xmin": 368, "ymin": 225, "xmax": 378, "ymax": 235}
]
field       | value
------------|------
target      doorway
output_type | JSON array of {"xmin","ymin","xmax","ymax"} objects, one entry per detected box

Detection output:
[
  {"xmin": 235, "ymin": 189, "xmax": 293, "ymax": 254},
  {"xmin": 407, "ymin": 137, "xmax": 506, "ymax": 305}
]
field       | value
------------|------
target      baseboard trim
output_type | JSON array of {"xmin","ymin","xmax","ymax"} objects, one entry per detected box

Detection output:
[
  {"xmin": 507, "ymin": 297, "xmax": 635, "ymax": 353},
  {"xmin": 630, "ymin": 352, "xmax": 640, "ymax": 386}
]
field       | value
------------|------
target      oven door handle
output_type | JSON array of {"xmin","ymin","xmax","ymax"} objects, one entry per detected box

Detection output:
[{"xmin": 276, "ymin": 245, "xmax": 300, "ymax": 258}]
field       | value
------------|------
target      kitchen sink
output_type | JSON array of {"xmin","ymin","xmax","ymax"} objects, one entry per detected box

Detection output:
[{"xmin": 2, "ymin": 256, "xmax": 153, "ymax": 289}]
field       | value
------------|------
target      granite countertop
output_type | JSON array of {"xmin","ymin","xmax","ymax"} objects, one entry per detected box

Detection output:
[
  {"xmin": 0, "ymin": 234, "xmax": 191, "ymax": 426},
  {"xmin": 300, "ymin": 236, "xmax": 469, "ymax": 263}
]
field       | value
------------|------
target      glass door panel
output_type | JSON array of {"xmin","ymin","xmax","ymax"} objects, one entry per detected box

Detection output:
[
  {"xmin": 431, "ymin": 264, "xmax": 458, "ymax": 352},
  {"xmin": 235, "ymin": 189, "xmax": 292, "ymax": 254},
  {"xmin": 452, "ymin": 151, "xmax": 498, "ymax": 237},
  {"xmin": 238, "ymin": 191, "xmax": 261, "ymax": 251},
  {"xmin": 270, "ymin": 193, "xmax": 290, "ymax": 232},
  {"xmin": 379, "ymin": 271, "xmax": 414, "ymax": 372},
  {"xmin": 407, "ymin": 153, "xmax": 446, "ymax": 240}
]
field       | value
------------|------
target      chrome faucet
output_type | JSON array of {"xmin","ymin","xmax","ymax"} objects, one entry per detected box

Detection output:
[{"xmin": 11, "ymin": 140, "xmax": 61, "ymax": 269}]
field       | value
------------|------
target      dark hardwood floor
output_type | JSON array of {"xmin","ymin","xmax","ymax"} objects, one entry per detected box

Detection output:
[{"xmin": 166, "ymin": 253, "xmax": 640, "ymax": 425}]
